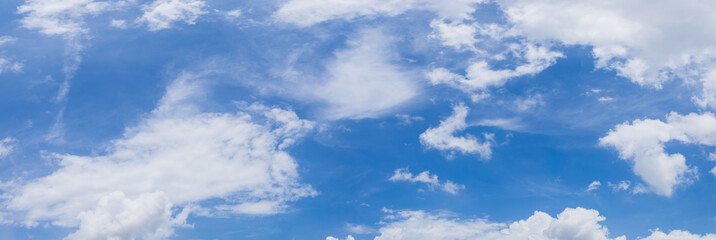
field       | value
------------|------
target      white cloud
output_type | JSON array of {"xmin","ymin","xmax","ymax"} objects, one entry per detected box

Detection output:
[
  {"xmin": 375, "ymin": 207, "xmax": 625, "ymax": 240},
  {"xmin": 310, "ymin": 29, "xmax": 419, "ymax": 120},
  {"xmin": 17, "ymin": 0, "xmax": 120, "ymax": 37},
  {"xmin": 514, "ymin": 94, "xmax": 544, "ymax": 112},
  {"xmin": 110, "ymin": 19, "xmax": 128, "ymax": 29},
  {"xmin": 475, "ymin": 118, "xmax": 524, "ymax": 131},
  {"xmin": 419, "ymin": 104, "xmax": 493, "ymax": 159},
  {"xmin": 327, "ymin": 236, "xmax": 355, "ymax": 240},
  {"xmin": 395, "ymin": 114, "xmax": 424, "ymax": 125},
  {"xmin": 429, "ymin": 20, "xmax": 478, "ymax": 51},
  {"xmin": 608, "ymin": 181, "xmax": 631, "ymax": 192},
  {"xmin": 642, "ymin": 230, "xmax": 716, "ymax": 240},
  {"xmin": 598, "ymin": 97, "xmax": 615, "ymax": 102},
  {"xmin": 137, "ymin": 0, "xmax": 208, "ymax": 31},
  {"xmin": 0, "ymin": 137, "xmax": 16, "ymax": 158},
  {"xmin": 586, "ymin": 181, "xmax": 601, "ymax": 192},
  {"xmin": 0, "ymin": 36, "xmax": 16, "ymax": 46},
  {"xmin": 65, "ymin": 191, "xmax": 189, "ymax": 240},
  {"xmin": 491, "ymin": 0, "xmax": 716, "ymax": 109},
  {"xmin": 347, "ymin": 223, "xmax": 375, "ymax": 235},
  {"xmin": 389, "ymin": 168, "xmax": 464, "ymax": 194},
  {"xmin": 427, "ymin": 43, "xmax": 562, "ymax": 99},
  {"xmin": 0, "ymin": 58, "xmax": 23, "ymax": 75},
  {"xmin": 274, "ymin": 0, "xmax": 484, "ymax": 27},
  {"xmin": 600, "ymin": 112, "xmax": 716, "ymax": 196},
  {"xmin": 3, "ymin": 74, "xmax": 316, "ymax": 238}
]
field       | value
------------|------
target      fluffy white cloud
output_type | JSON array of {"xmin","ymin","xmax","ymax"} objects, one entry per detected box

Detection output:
[
  {"xmin": 375, "ymin": 207, "xmax": 625, "ymax": 240},
  {"xmin": 491, "ymin": 0, "xmax": 716, "ymax": 109},
  {"xmin": 65, "ymin": 191, "xmax": 189, "ymax": 240},
  {"xmin": 427, "ymin": 43, "xmax": 562, "ymax": 100},
  {"xmin": 3, "ymin": 74, "xmax": 316, "ymax": 238},
  {"xmin": 274, "ymin": 0, "xmax": 484, "ymax": 27},
  {"xmin": 420, "ymin": 104, "xmax": 493, "ymax": 159},
  {"xmin": 429, "ymin": 20, "xmax": 479, "ymax": 51},
  {"xmin": 0, "ymin": 137, "xmax": 16, "ymax": 158},
  {"xmin": 643, "ymin": 230, "xmax": 716, "ymax": 240},
  {"xmin": 17, "ymin": 0, "xmax": 113, "ymax": 36},
  {"xmin": 137, "ymin": 0, "xmax": 208, "ymax": 31},
  {"xmin": 600, "ymin": 112, "xmax": 716, "ymax": 196},
  {"xmin": 389, "ymin": 168, "xmax": 464, "ymax": 194},
  {"xmin": 310, "ymin": 29, "xmax": 419, "ymax": 120}
]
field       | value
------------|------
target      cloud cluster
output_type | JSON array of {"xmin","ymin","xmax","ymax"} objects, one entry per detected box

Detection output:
[
  {"xmin": 420, "ymin": 104, "xmax": 493, "ymax": 159},
  {"xmin": 375, "ymin": 207, "xmax": 624, "ymax": 240},
  {"xmin": 389, "ymin": 168, "xmax": 464, "ymax": 194},
  {"xmin": 600, "ymin": 112, "xmax": 716, "ymax": 196},
  {"xmin": 2, "ymin": 74, "xmax": 316, "ymax": 238},
  {"xmin": 373, "ymin": 207, "xmax": 716, "ymax": 240},
  {"xmin": 492, "ymin": 0, "xmax": 716, "ymax": 109},
  {"xmin": 137, "ymin": 0, "xmax": 208, "ymax": 31}
]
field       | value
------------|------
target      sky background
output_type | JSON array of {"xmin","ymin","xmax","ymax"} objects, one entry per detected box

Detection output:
[{"xmin": 0, "ymin": 0, "xmax": 715, "ymax": 239}]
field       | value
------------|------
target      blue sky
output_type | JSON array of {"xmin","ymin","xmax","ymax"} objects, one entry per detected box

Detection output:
[{"xmin": 0, "ymin": 0, "xmax": 716, "ymax": 239}]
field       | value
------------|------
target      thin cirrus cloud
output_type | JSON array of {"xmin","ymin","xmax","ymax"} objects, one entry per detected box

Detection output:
[
  {"xmin": 600, "ymin": 112, "xmax": 716, "ymax": 196},
  {"xmin": 2, "ymin": 74, "xmax": 317, "ymax": 239},
  {"xmin": 420, "ymin": 104, "xmax": 494, "ymax": 159}
]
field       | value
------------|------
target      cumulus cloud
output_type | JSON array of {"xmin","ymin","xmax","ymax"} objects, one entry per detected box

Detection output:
[
  {"xmin": 420, "ymin": 104, "xmax": 493, "ymax": 159},
  {"xmin": 490, "ymin": 0, "xmax": 716, "ymax": 109},
  {"xmin": 17, "ymin": 0, "xmax": 121, "ymax": 37},
  {"xmin": 427, "ymin": 43, "xmax": 562, "ymax": 100},
  {"xmin": 65, "ymin": 191, "xmax": 189, "ymax": 240},
  {"xmin": 600, "ymin": 112, "xmax": 716, "ymax": 196},
  {"xmin": 389, "ymin": 168, "xmax": 464, "ymax": 194},
  {"xmin": 274, "ymin": 0, "xmax": 484, "ymax": 27},
  {"xmin": 0, "ymin": 137, "xmax": 16, "ymax": 158},
  {"xmin": 137, "ymin": 0, "xmax": 208, "ymax": 31},
  {"xmin": 2, "ymin": 74, "xmax": 316, "ymax": 238},
  {"xmin": 642, "ymin": 230, "xmax": 716, "ymax": 240},
  {"xmin": 375, "ymin": 207, "xmax": 625, "ymax": 240},
  {"xmin": 309, "ymin": 29, "xmax": 419, "ymax": 120}
]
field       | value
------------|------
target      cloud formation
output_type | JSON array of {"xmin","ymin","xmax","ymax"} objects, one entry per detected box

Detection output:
[
  {"xmin": 309, "ymin": 29, "xmax": 419, "ymax": 120},
  {"xmin": 389, "ymin": 168, "xmax": 464, "ymax": 194},
  {"xmin": 420, "ymin": 104, "xmax": 493, "ymax": 159},
  {"xmin": 137, "ymin": 0, "xmax": 208, "ymax": 31},
  {"xmin": 0, "ymin": 137, "xmax": 16, "ymax": 158},
  {"xmin": 600, "ymin": 112, "xmax": 716, "ymax": 196},
  {"xmin": 2, "ymin": 74, "xmax": 316, "ymax": 238},
  {"xmin": 373, "ymin": 207, "xmax": 716, "ymax": 240},
  {"xmin": 375, "ymin": 207, "xmax": 625, "ymax": 240}
]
